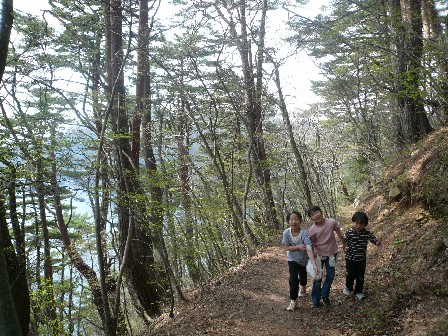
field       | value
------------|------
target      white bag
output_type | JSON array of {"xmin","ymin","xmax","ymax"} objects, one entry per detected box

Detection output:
[
  {"xmin": 329, "ymin": 254, "xmax": 336, "ymax": 267},
  {"xmin": 306, "ymin": 255, "xmax": 322, "ymax": 280}
]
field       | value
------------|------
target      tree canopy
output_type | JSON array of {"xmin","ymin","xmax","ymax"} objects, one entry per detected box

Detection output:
[{"xmin": 0, "ymin": 0, "xmax": 446, "ymax": 334}]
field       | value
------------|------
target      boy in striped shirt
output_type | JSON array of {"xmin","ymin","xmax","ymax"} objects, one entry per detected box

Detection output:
[{"xmin": 343, "ymin": 211, "xmax": 381, "ymax": 300}]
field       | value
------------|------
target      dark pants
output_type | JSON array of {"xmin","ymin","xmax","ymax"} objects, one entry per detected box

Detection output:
[
  {"xmin": 288, "ymin": 261, "xmax": 307, "ymax": 300},
  {"xmin": 345, "ymin": 259, "xmax": 366, "ymax": 294}
]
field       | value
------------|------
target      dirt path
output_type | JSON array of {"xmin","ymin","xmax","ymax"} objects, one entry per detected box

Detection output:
[{"xmin": 152, "ymin": 244, "xmax": 365, "ymax": 336}]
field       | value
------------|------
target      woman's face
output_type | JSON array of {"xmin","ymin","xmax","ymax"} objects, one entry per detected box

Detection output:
[{"xmin": 289, "ymin": 213, "xmax": 301, "ymax": 230}]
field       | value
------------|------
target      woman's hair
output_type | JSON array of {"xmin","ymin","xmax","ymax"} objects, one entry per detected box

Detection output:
[
  {"xmin": 352, "ymin": 211, "xmax": 369, "ymax": 225},
  {"xmin": 306, "ymin": 205, "xmax": 322, "ymax": 217},
  {"xmin": 286, "ymin": 211, "xmax": 302, "ymax": 222}
]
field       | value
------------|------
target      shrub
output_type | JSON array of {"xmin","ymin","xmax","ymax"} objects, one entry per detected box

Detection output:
[{"xmin": 421, "ymin": 147, "xmax": 448, "ymax": 220}]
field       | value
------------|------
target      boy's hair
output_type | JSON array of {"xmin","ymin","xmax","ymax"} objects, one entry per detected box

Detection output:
[
  {"xmin": 352, "ymin": 211, "xmax": 369, "ymax": 225},
  {"xmin": 306, "ymin": 205, "xmax": 322, "ymax": 217},
  {"xmin": 286, "ymin": 211, "xmax": 302, "ymax": 222}
]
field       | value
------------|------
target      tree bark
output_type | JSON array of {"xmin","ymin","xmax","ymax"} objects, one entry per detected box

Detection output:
[
  {"xmin": 0, "ymin": 0, "xmax": 13, "ymax": 81},
  {"xmin": 0, "ymin": 166, "xmax": 31, "ymax": 335},
  {"xmin": 214, "ymin": 0, "xmax": 280, "ymax": 229},
  {"xmin": 178, "ymin": 60, "xmax": 202, "ymax": 284},
  {"xmin": 421, "ymin": 0, "xmax": 448, "ymax": 123},
  {"xmin": 270, "ymin": 59, "xmax": 313, "ymax": 207},
  {"xmin": 35, "ymin": 160, "xmax": 59, "ymax": 332},
  {"xmin": 0, "ymin": 197, "xmax": 26, "ymax": 336},
  {"xmin": 389, "ymin": 0, "xmax": 433, "ymax": 144},
  {"xmin": 108, "ymin": 0, "xmax": 164, "ymax": 319}
]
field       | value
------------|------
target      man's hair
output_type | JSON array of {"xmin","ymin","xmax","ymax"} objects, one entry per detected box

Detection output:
[
  {"xmin": 352, "ymin": 211, "xmax": 369, "ymax": 226},
  {"xmin": 307, "ymin": 205, "xmax": 322, "ymax": 217},
  {"xmin": 286, "ymin": 211, "xmax": 302, "ymax": 222}
]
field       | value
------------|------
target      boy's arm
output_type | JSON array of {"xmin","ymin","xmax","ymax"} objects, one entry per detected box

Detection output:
[
  {"xmin": 334, "ymin": 223, "xmax": 347, "ymax": 251},
  {"xmin": 306, "ymin": 248, "xmax": 320, "ymax": 274},
  {"xmin": 369, "ymin": 232, "xmax": 382, "ymax": 246},
  {"xmin": 343, "ymin": 231, "xmax": 349, "ymax": 252}
]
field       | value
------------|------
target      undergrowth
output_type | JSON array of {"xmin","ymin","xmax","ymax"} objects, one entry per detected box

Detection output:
[{"xmin": 420, "ymin": 134, "xmax": 448, "ymax": 220}]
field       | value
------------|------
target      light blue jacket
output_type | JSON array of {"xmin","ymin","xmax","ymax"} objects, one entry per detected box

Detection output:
[{"xmin": 282, "ymin": 228, "xmax": 312, "ymax": 266}]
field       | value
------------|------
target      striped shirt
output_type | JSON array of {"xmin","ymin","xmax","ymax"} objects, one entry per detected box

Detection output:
[{"xmin": 344, "ymin": 228, "xmax": 379, "ymax": 261}]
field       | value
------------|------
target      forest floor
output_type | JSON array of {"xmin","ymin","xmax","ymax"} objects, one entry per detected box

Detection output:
[
  {"xmin": 149, "ymin": 216, "xmax": 448, "ymax": 336},
  {"xmin": 151, "ymin": 241, "xmax": 368, "ymax": 336},
  {"xmin": 148, "ymin": 129, "xmax": 448, "ymax": 336}
]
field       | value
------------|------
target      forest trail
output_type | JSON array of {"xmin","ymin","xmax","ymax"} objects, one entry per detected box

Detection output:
[
  {"xmin": 150, "ymin": 129, "xmax": 448, "ymax": 336},
  {"xmin": 151, "ymin": 242, "xmax": 369, "ymax": 336}
]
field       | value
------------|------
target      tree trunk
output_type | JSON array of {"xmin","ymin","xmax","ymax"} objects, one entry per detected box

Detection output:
[
  {"xmin": 0, "ymin": 161, "xmax": 30, "ymax": 335},
  {"xmin": 421, "ymin": 0, "xmax": 448, "ymax": 123},
  {"xmin": 35, "ymin": 160, "xmax": 59, "ymax": 332},
  {"xmin": 218, "ymin": 0, "xmax": 279, "ymax": 229},
  {"xmin": 178, "ymin": 60, "xmax": 202, "ymax": 284},
  {"xmin": 0, "ymin": 197, "xmax": 26, "ymax": 336},
  {"xmin": 270, "ymin": 59, "xmax": 313, "ymax": 206},
  {"xmin": 48, "ymin": 136, "xmax": 118, "ymax": 335},
  {"xmin": 108, "ymin": 0, "xmax": 164, "ymax": 319},
  {"xmin": 0, "ymin": 0, "xmax": 13, "ymax": 81},
  {"xmin": 389, "ymin": 0, "xmax": 433, "ymax": 144},
  {"xmin": 0, "ymin": 0, "xmax": 30, "ymax": 326}
]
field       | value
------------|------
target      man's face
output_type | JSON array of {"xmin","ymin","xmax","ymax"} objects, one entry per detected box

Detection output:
[
  {"xmin": 310, "ymin": 210, "xmax": 324, "ymax": 224},
  {"xmin": 354, "ymin": 222, "xmax": 366, "ymax": 232}
]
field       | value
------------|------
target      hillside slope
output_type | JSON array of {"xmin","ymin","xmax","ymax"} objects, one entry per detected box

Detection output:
[
  {"xmin": 350, "ymin": 127, "xmax": 448, "ymax": 335},
  {"xmin": 149, "ymin": 128, "xmax": 448, "ymax": 336}
]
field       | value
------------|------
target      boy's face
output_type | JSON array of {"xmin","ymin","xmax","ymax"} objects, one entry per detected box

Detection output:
[
  {"xmin": 354, "ymin": 222, "xmax": 366, "ymax": 232},
  {"xmin": 310, "ymin": 210, "xmax": 324, "ymax": 225}
]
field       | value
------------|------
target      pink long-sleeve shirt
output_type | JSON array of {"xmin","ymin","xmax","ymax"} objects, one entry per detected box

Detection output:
[{"xmin": 308, "ymin": 218, "xmax": 343, "ymax": 257}]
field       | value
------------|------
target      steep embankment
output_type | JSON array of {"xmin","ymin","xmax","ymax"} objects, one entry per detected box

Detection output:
[
  {"xmin": 349, "ymin": 128, "xmax": 448, "ymax": 335},
  {"xmin": 149, "ymin": 128, "xmax": 448, "ymax": 336}
]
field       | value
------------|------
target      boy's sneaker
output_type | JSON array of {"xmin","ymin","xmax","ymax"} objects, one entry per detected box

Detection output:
[
  {"xmin": 355, "ymin": 293, "xmax": 365, "ymax": 301},
  {"xmin": 311, "ymin": 301, "xmax": 320, "ymax": 308},
  {"xmin": 286, "ymin": 300, "xmax": 297, "ymax": 311},
  {"xmin": 322, "ymin": 298, "xmax": 331, "ymax": 306},
  {"xmin": 343, "ymin": 286, "xmax": 351, "ymax": 296},
  {"xmin": 298, "ymin": 286, "xmax": 306, "ymax": 297}
]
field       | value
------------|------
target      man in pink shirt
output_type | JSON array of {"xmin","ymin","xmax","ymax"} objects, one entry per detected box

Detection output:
[{"xmin": 307, "ymin": 205, "xmax": 346, "ymax": 308}]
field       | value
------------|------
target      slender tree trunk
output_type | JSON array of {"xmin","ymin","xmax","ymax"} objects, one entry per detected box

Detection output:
[
  {"xmin": 35, "ymin": 161, "xmax": 59, "ymax": 333},
  {"xmin": 178, "ymin": 60, "xmax": 202, "ymax": 284},
  {"xmin": 48, "ymin": 134, "xmax": 117, "ymax": 335},
  {"xmin": 184, "ymin": 99, "xmax": 249, "ymax": 249},
  {"xmin": 187, "ymin": 56, "xmax": 257, "ymax": 251},
  {"xmin": 217, "ymin": 0, "xmax": 279, "ymax": 229},
  {"xmin": 67, "ymin": 263, "xmax": 74, "ymax": 335},
  {"xmin": 270, "ymin": 59, "xmax": 313, "ymax": 206}
]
